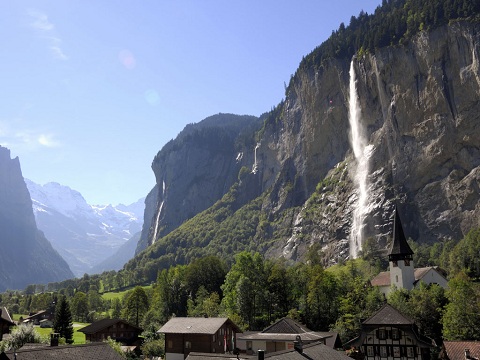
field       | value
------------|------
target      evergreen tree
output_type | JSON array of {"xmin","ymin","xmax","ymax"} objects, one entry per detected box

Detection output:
[{"xmin": 53, "ymin": 296, "xmax": 74, "ymax": 344}]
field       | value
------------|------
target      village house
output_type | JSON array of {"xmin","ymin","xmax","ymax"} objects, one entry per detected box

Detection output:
[
  {"xmin": 345, "ymin": 303, "xmax": 436, "ymax": 359},
  {"xmin": 0, "ymin": 307, "xmax": 14, "ymax": 341},
  {"xmin": 22, "ymin": 309, "xmax": 53, "ymax": 326},
  {"xmin": 370, "ymin": 208, "xmax": 448, "ymax": 296},
  {"xmin": 237, "ymin": 317, "xmax": 341, "ymax": 354},
  {"xmin": 159, "ymin": 317, "xmax": 242, "ymax": 360},
  {"xmin": 78, "ymin": 318, "xmax": 143, "ymax": 346}
]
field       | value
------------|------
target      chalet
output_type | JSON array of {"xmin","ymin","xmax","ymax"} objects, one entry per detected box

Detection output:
[
  {"xmin": 370, "ymin": 208, "xmax": 448, "ymax": 295},
  {"xmin": 78, "ymin": 318, "xmax": 143, "ymax": 346},
  {"xmin": 0, "ymin": 307, "xmax": 14, "ymax": 341},
  {"xmin": 0, "ymin": 342, "xmax": 124, "ymax": 360},
  {"xmin": 439, "ymin": 341, "xmax": 480, "ymax": 360},
  {"xmin": 186, "ymin": 340, "xmax": 351, "ymax": 360},
  {"xmin": 159, "ymin": 317, "xmax": 242, "ymax": 360},
  {"xmin": 237, "ymin": 317, "xmax": 341, "ymax": 354},
  {"xmin": 22, "ymin": 310, "xmax": 53, "ymax": 326},
  {"xmin": 345, "ymin": 303, "xmax": 436, "ymax": 360}
]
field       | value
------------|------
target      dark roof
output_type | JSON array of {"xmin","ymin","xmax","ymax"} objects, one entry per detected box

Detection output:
[
  {"xmin": 1, "ymin": 342, "xmax": 124, "ymax": 360},
  {"xmin": 262, "ymin": 318, "xmax": 311, "ymax": 334},
  {"xmin": 389, "ymin": 207, "xmax": 414, "ymax": 257},
  {"xmin": 0, "ymin": 307, "xmax": 14, "ymax": 326},
  {"xmin": 442, "ymin": 341, "xmax": 480, "ymax": 360},
  {"xmin": 79, "ymin": 318, "xmax": 142, "ymax": 334},
  {"xmin": 186, "ymin": 341, "xmax": 351, "ymax": 360},
  {"xmin": 159, "ymin": 317, "xmax": 242, "ymax": 335},
  {"xmin": 238, "ymin": 318, "xmax": 328, "ymax": 343},
  {"xmin": 362, "ymin": 304, "xmax": 414, "ymax": 326}
]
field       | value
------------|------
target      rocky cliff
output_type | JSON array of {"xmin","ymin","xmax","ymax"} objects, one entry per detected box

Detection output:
[
  {"xmin": 0, "ymin": 147, "xmax": 73, "ymax": 291},
  {"xmin": 133, "ymin": 21, "xmax": 480, "ymax": 271}
]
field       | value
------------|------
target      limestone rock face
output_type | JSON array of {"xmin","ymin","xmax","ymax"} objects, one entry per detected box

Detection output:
[
  {"xmin": 136, "ymin": 114, "xmax": 262, "ymax": 252},
  {"xmin": 138, "ymin": 22, "xmax": 480, "ymax": 265},
  {"xmin": 0, "ymin": 146, "xmax": 74, "ymax": 291}
]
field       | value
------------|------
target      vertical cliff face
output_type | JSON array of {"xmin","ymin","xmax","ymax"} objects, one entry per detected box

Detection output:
[
  {"xmin": 136, "ymin": 114, "xmax": 262, "ymax": 253},
  {"xmin": 133, "ymin": 22, "xmax": 480, "ymax": 270},
  {"xmin": 0, "ymin": 146, "xmax": 74, "ymax": 291},
  {"xmin": 261, "ymin": 22, "xmax": 480, "ymax": 261}
]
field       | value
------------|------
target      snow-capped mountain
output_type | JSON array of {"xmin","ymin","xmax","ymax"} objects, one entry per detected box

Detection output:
[{"xmin": 25, "ymin": 179, "xmax": 144, "ymax": 276}]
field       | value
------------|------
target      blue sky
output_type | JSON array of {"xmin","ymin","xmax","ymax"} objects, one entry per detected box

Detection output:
[{"xmin": 0, "ymin": 1, "xmax": 382, "ymax": 206}]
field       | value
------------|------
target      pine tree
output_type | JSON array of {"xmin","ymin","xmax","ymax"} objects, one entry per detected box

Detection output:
[{"xmin": 53, "ymin": 296, "xmax": 74, "ymax": 344}]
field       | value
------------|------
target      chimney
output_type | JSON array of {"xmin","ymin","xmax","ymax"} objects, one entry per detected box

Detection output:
[
  {"xmin": 257, "ymin": 349, "xmax": 264, "ymax": 360},
  {"xmin": 50, "ymin": 333, "xmax": 59, "ymax": 347},
  {"xmin": 294, "ymin": 335, "xmax": 303, "ymax": 354}
]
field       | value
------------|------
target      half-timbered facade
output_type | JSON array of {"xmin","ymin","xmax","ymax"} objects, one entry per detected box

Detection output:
[{"xmin": 345, "ymin": 304, "xmax": 435, "ymax": 360}]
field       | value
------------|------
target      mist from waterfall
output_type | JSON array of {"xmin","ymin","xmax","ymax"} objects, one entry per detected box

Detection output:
[{"xmin": 348, "ymin": 60, "xmax": 373, "ymax": 258}]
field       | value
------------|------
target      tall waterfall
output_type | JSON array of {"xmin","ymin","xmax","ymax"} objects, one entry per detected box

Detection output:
[
  {"xmin": 252, "ymin": 143, "xmax": 260, "ymax": 174},
  {"xmin": 348, "ymin": 60, "xmax": 373, "ymax": 258},
  {"xmin": 152, "ymin": 180, "xmax": 166, "ymax": 244}
]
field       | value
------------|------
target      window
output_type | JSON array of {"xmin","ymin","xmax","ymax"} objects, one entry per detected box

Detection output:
[
  {"xmin": 392, "ymin": 328, "xmax": 401, "ymax": 340},
  {"xmin": 393, "ymin": 346, "xmax": 401, "ymax": 357},
  {"xmin": 380, "ymin": 346, "xmax": 388, "ymax": 357},
  {"xmin": 212, "ymin": 334, "xmax": 216, "ymax": 342},
  {"xmin": 392, "ymin": 260, "xmax": 398, "ymax": 267},
  {"xmin": 404, "ymin": 259, "xmax": 410, "ymax": 266},
  {"xmin": 396, "ymin": 275, "xmax": 399, "ymax": 283},
  {"xmin": 378, "ymin": 329, "xmax": 387, "ymax": 340},
  {"xmin": 168, "ymin": 340, "xmax": 173, "ymax": 349},
  {"xmin": 407, "ymin": 347, "xmax": 415, "ymax": 357},
  {"xmin": 367, "ymin": 346, "xmax": 374, "ymax": 356},
  {"xmin": 185, "ymin": 341, "xmax": 191, "ymax": 349}
]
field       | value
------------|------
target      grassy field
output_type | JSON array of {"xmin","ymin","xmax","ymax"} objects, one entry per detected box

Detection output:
[
  {"xmin": 35, "ymin": 323, "xmax": 87, "ymax": 344},
  {"xmin": 101, "ymin": 284, "xmax": 152, "ymax": 301}
]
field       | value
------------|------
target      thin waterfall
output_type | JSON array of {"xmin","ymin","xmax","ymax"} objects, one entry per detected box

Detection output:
[
  {"xmin": 152, "ymin": 180, "xmax": 166, "ymax": 244},
  {"xmin": 252, "ymin": 143, "xmax": 260, "ymax": 174},
  {"xmin": 348, "ymin": 60, "xmax": 373, "ymax": 258}
]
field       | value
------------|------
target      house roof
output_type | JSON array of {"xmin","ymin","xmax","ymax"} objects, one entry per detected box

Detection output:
[
  {"xmin": 362, "ymin": 304, "xmax": 414, "ymax": 326},
  {"xmin": 186, "ymin": 341, "xmax": 351, "ymax": 360},
  {"xmin": 370, "ymin": 266, "xmax": 447, "ymax": 288},
  {"xmin": 0, "ymin": 342, "xmax": 124, "ymax": 360},
  {"xmin": 389, "ymin": 207, "xmax": 413, "ymax": 257},
  {"xmin": 0, "ymin": 307, "xmax": 14, "ymax": 326},
  {"xmin": 159, "ymin": 317, "xmax": 242, "ymax": 335},
  {"xmin": 442, "ymin": 341, "xmax": 480, "ymax": 360},
  {"xmin": 79, "ymin": 318, "xmax": 142, "ymax": 334},
  {"xmin": 22, "ymin": 310, "xmax": 50, "ymax": 322},
  {"xmin": 238, "ymin": 318, "xmax": 331, "ymax": 343}
]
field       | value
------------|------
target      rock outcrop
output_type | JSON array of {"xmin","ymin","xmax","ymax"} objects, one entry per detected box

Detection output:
[{"xmin": 0, "ymin": 146, "xmax": 73, "ymax": 291}]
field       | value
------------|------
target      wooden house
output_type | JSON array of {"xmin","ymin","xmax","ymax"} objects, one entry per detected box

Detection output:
[
  {"xmin": 0, "ymin": 307, "xmax": 14, "ymax": 341},
  {"xmin": 78, "ymin": 318, "xmax": 143, "ymax": 346},
  {"xmin": 159, "ymin": 317, "xmax": 242, "ymax": 360},
  {"xmin": 345, "ymin": 303, "xmax": 436, "ymax": 359}
]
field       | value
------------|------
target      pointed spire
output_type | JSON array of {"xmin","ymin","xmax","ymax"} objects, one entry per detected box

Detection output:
[{"xmin": 389, "ymin": 206, "xmax": 414, "ymax": 258}]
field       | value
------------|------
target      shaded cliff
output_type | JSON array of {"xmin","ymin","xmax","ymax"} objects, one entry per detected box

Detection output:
[
  {"xmin": 128, "ymin": 20, "xmax": 480, "ymax": 276},
  {"xmin": 0, "ymin": 147, "xmax": 74, "ymax": 291},
  {"xmin": 136, "ymin": 113, "xmax": 262, "ymax": 253}
]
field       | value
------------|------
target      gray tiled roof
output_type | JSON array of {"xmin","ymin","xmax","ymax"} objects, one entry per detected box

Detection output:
[
  {"xmin": 186, "ymin": 341, "xmax": 351, "ymax": 360},
  {"xmin": 159, "ymin": 317, "xmax": 242, "ymax": 335},
  {"xmin": 1, "ymin": 342, "xmax": 124, "ymax": 360},
  {"xmin": 363, "ymin": 304, "xmax": 414, "ymax": 325}
]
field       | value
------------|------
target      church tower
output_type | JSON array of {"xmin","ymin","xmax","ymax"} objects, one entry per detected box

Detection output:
[{"xmin": 388, "ymin": 207, "xmax": 415, "ymax": 291}]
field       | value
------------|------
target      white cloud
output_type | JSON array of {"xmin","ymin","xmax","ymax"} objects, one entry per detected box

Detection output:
[
  {"xmin": 28, "ymin": 9, "xmax": 68, "ymax": 61},
  {"xmin": 0, "ymin": 119, "xmax": 61, "ymax": 151},
  {"xmin": 38, "ymin": 134, "xmax": 61, "ymax": 148},
  {"xmin": 28, "ymin": 9, "xmax": 54, "ymax": 31}
]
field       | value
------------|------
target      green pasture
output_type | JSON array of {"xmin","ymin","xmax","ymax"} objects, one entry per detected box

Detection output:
[{"xmin": 34, "ymin": 323, "xmax": 87, "ymax": 344}]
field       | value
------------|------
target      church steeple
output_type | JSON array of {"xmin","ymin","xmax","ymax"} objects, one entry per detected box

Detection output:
[
  {"xmin": 388, "ymin": 206, "xmax": 414, "ymax": 262},
  {"xmin": 388, "ymin": 206, "xmax": 415, "ymax": 290}
]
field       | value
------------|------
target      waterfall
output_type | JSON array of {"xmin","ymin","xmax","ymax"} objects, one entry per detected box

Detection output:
[
  {"xmin": 252, "ymin": 143, "xmax": 260, "ymax": 174},
  {"xmin": 348, "ymin": 60, "xmax": 373, "ymax": 258},
  {"xmin": 152, "ymin": 180, "xmax": 166, "ymax": 244}
]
